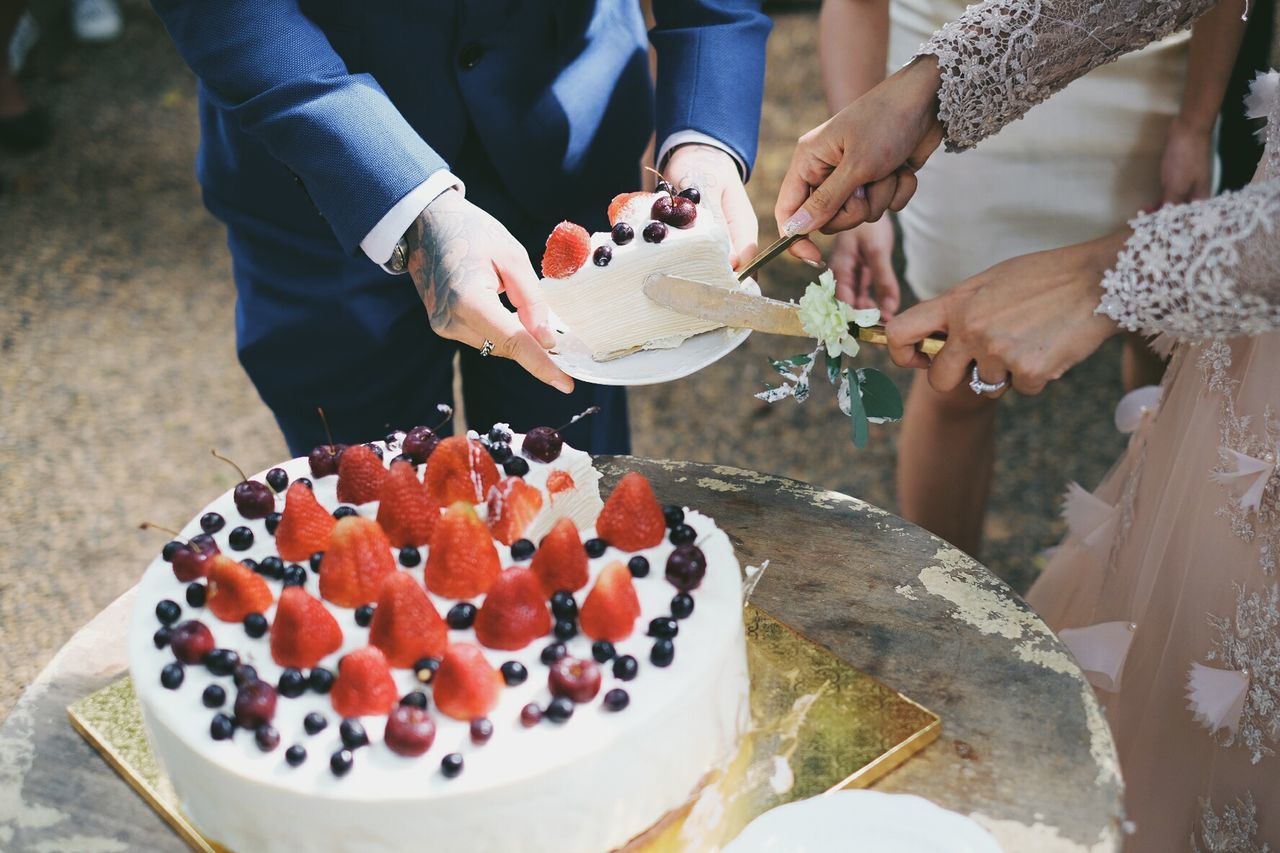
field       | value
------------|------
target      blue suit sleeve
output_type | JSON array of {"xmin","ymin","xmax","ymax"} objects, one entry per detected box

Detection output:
[
  {"xmin": 151, "ymin": 0, "xmax": 448, "ymax": 255},
  {"xmin": 649, "ymin": 1, "xmax": 771, "ymax": 180}
]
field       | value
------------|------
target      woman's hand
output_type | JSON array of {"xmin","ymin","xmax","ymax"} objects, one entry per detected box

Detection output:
[
  {"xmin": 829, "ymin": 218, "xmax": 901, "ymax": 318},
  {"xmin": 885, "ymin": 231, "xmax": 1129, "ymax": 396},
  {"xmin": 1159, "ymin": 117, "xmax": 1215, "ymax": 205},
  {"xmin": 665, "ymin": 143, "xmax": 758, "ymax": 270},
  {"xmin": 775, "ymin": 56, "xmax": 943, "ymax": 265}
]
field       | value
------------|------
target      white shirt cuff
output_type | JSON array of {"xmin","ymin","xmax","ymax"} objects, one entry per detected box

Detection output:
[
  {"xmin": 361, "ymin": 170, "xmax": 466, "ymax": 270},
  {"xmin": 656, "ymin": 131, "xmax": 747, "ymax": 181}
]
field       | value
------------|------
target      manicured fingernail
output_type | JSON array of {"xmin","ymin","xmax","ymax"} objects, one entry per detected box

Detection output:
[
  {"xmin": 801, "ymin": 258, "xmax": 826, "ymax": 269},
  {"xmin": 782, "ymin": 209, "xmax": 812, "ymax": 236},
  {"xmin": 854, "ymin": 185, "xmax": 867, "ymax": 200}
]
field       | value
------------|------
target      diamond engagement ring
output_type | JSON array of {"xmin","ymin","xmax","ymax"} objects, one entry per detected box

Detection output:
[
  {"xmin": 969, "ymin": 364, "xmax": 1008, "ymax": 395},
  {"xmin": 479, "ymin": 339, "xmax": 495, "ymax": 357}
]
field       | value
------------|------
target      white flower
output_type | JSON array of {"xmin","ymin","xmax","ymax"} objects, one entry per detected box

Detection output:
[{"xmin": 798, "ymin": 271, "xmax": 867, "ymax": 358}]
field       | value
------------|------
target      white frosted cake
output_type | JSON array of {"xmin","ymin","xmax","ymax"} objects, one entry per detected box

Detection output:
[
  {"xmin": 129, "ymin": 423, "xmax": 749, "ymax": 853},
  {"xmin": 541, "ymin": 186, "xmax": 741, "ymax": 361}
]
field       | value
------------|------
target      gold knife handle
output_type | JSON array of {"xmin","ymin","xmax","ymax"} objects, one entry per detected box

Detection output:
[
  {"xmin": 736, "ymin": 234, "xmax": 801, "ymax": 283},
  {"xmin": 857, "ymin": 324, "xmax": 946, "ymax": 356}
]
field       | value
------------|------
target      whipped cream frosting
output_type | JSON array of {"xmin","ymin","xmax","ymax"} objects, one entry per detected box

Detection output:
[{"xmin": 129, "ymin": 434, "xmax": 749, "ymax": 853}]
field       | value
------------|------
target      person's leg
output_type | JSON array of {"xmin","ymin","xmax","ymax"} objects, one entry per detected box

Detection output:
[
  {"xmin": 896, "ymin": 371, "xmax": 998, "ymax": 557},
  {"xmin": 1121, "ymin": 332, "xmax": 1167, "ymax": 391}
]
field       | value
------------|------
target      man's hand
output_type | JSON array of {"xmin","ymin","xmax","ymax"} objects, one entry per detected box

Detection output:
[
  {"xmin": 407, "ymin": 189, "xmax": 574, "ymax": 393},
  {"xmin": 830, "ymin": 218, "xmax": 901, "ymax": 318},
  {"xmin": 664, "ymin": 144, "xmax": 758, "ymax": 270}
]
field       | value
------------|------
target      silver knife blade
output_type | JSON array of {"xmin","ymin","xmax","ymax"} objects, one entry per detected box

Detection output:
[{"xmin": 643, "ymin": 274, "xmax": 808, "ymax": 337}]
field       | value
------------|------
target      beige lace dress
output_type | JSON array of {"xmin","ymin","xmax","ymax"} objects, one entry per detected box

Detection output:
[{"xmin": 916, "ymin": 2, "xmax": 1280, "ymax": 850}]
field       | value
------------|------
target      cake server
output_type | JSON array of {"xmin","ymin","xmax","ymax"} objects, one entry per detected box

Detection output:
[{"xmin": 642, "ymin": 274, "xmax": 947, "ymax": 356}]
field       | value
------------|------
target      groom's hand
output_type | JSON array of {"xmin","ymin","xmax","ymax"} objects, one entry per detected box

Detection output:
[
  {"xmin": 664, "ymin": 143, "xmax": 758, "ymax": 270},
  {"xmin": 406, "ymin": 189, "xmax": 574, "ymax": 394}
]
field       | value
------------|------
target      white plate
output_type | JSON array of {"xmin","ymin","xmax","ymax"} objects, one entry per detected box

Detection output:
[
  {"xmin": 723, "ymin": 790, "xmax": 1002, "ymax": 853},
  {"xmin": 546, "ymin": 278, "xmax": 760, "ymax": 386}
]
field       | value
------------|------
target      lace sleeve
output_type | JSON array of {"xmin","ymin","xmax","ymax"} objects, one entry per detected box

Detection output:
[
  {"xmin": 916, "ymin": 0, "xmax": 1218, "ymax": 151},
  {"xmin": 1098, "ymin": 178, "xmax": 1280, "ymax": 339}
]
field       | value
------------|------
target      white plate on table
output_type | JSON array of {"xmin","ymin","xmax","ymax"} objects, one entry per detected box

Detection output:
[
  {"xmin": 546, "ymin": 278, "xmax": 759, "ymax": 387},
  {"xmin": 723, "ymin": 790, "xmax": 1002, "ymax": 853}
]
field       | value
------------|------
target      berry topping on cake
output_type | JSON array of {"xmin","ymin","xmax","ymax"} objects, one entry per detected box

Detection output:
[
  {"xmin": 469, "ymin": 717, "xmax": 494, "ymax": 745},
  {"xmin": 285, "ymin": 744, "xmax": 307, "ymax": 766},
  {"xmin": 401, "ymin": 406, "xmax": 452, "ymax": 464},
  {"xmin": 270, "ymin": 586, "xmax": 343, "ymax": 669},
  {"xmin": 331, "ymin": 647, "xmax": 398, "ymax": 718},
  {"xmin": 546, "ymin": 470, "xmax": 576, "ymax": 495},
  {"xmin": 265, "ymin": 467, "xmax": 289, "ymax": 492},
  {"xmin": 368, "ymin": 572, "xmax": 448, "ymax": 668},
  {"xmin": 523, "ymin": 406, "xmax": 600, "ymax": 464},
  {"xmin": 160, "ymin": 662, "xmax": 184, "ymax": 689},
  {"xmin": 579, "ymin": 561, "xmax": 641, "ymax": 642},
  {"xmin": 486, "ymin": 476, "xmax": 543, "ymax": 546},
  {"xmin": 210, "ymin": 450, "xmax": 275, "ymax": 520},
  {"xmin": 669, "ymin": 523, "xmax": 697, "ymax": 545},
  {"xmin": 541, "ymin": 221, "xmax": 591, "ymax": 279},
  {"xmin": 596, "ymin": 472, "xmax": 666, "ymax": 552},
  {"xmin": 376, "ymin": 459, "xmax": 440, "ymax": 548},
  {"xmin": 156, "ymin": 599, "xmax": 181, "ymax": 625},
  {"xmin": 642, "ymin": 221, "xmax": 667, "ymax": 243},
  {"xmin": 500, "ymin": 660, "xmax": 528, "ymax": 686},
  {"xmin": 678, "ymin": 186, "xmax": 701, "ymax": 204},
  {"xmin": 336, "ymin": 444, "xmax": 387, "ymax": 505},
  {"xmin": 425, "ymin": 436, "xmax": 500, "ymax": 505},
  {"xmin": 384, "ymin": 705, "xmax": 437, "ymax": 757},
  {"xmin": 612, "ymin": 654, "xmax": 639, "ymax": 681},
  {"xmin": 530, "ymin": 518, "xmax": 589, "ymax": 595},
  {"xmin": 627, "ymin": 555, "xmax": 650, "ymax": 578},
  {"xmin": 424, "ymin": 503, "xmax": 502, "ymax": 599},
  {"xmin": 446, "ymin": 602, "xmax": 477, "ymax": 629},
  {"xmin": 545, "ymin": 696, "xmax": 574, "ymax": 723},
  {"xmin": 603, "ymin": 687, "xmax": 630, "ymax": 711},
  {"xmin": 233, "ymin": 679, "xmax": 278, "ymax": 729},
  {"xmin": 318, "ymin": 516, "xmax": 396, "ymax": 607},
  {"xmin": 308, "ymin": 443, "xmax": 348, "ymax": 478},
  {"xmin": 548, "ymin": 657, "xmax": 602, "ymax": 704},
  {"xmin": 651, "ymin": 639, "xmax": 675, "ymax": 667},
  {"xmin": 509, "ymin": 538, "xmax": 535, "ymax": 561},
  {"xmin": 593, "ymin": 245, "xmax": 612, "ymax": 267},
  {"xmin": 664, "ymin": 196, "xmax": 698, "ymax": 229},
  {"xmin": 200, "ymin": 512, "xmax": 225, "ymax": 533},
  {"xmin": 339, "ymin": 718, "xmax": 369, "ymax": 749},
  {"xmin": 671, "ymin": 592, "xmax": 695, "ymax": 619},
  {"xmin": 275, "ymin": 482, "xmax": 336, "ymax": 562},
  {"xmin": 607, "ymin": 191, "xmax": 651, "ymax": 225},
  {"xmin": 354, "ymin": 604, "xmax": 375, "ymax": 627},
  {"xmin": 611, "ymin": 222, "xmax": 635, "ymax": 245},
  {"xmin": 520, "ymin": 703, "xmax": 543, "ymax": 727},
  {"xmin": 170, "ymin": 537, "xmax": 218, "ymax": 582},
  {"xmin": 228, "ymin": 526, "xmax": 255, "ymax": 551},
  {"xmin": 473, "ymin": 565, "xmax": 552, "ymax": 651},
  {"xmin": 441, "ymin": 753, "xmax": 465, "ymax": 778},
  {"xmin": 202, "ymin": 684, "xmax": 225, "ymax": 707},
  {"xmin": 205, "ymin": 555, "xmax": 274, "ymax": 623},
  {"xmin": 432, "ymin": 643, "xmax": 502, "ymax": 722},
  {"xmin": 665, "ymin": 544, "xmax": 707, "ymax": 591}
]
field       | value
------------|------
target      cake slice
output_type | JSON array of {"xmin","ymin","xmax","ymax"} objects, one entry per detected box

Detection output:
[{"xmin": 540, "ymin": 189, "xmax": 740, "ymax": 361}]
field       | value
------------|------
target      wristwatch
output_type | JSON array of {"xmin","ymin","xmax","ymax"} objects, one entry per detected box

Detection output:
[{"xmin": 388, "ymin": 235, "xmax": 410, "ymax": 274}]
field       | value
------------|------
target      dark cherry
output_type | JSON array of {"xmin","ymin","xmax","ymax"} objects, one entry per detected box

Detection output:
[
  {"xmin": 655, "ymin": 180, "xmax": 675, "ymax": 195},
  {"xmin": 255, "ymin": 724, "xmax": 280, "ymax": 752},
  {"xmin": 642, "ymin": 221, "xmax": 667, "ymax": 243},
  {"xmin": 501, "ymin": 660, "xmax": 528, "ymax": 686},
  {"xmin": 440, "ymin": 753, "xmax": 465, "ymax": 778},
  {"xmin": 243, "ymin": 612, "xmax": 268, "ymax": 638},
  {"xmin": 669, "ymin": 523, "xmax": 697, "ymax": 545},
  {"xmin": 264, "ymin": 512, "xmax": 282, "ymax": 535},
  {"xmin": 354, "ymin": 604, "xmax": 375, "ymax": 627},
  {"xmin": 401, "ymin": 426, "xmax": 441, "ymax": 464},
  {"xmin": 544, "ymin": 696, "xmax": 575, "ymax": 723},
  {"xmin": 170, "ymin": 621, "xmax": 215, "ymax": 664},
  {"xmin": 591, "ymin": 640, "xmax": 616, "ymax": 663},
  {"xmin": 228, "ymin": 526, "xmax": 254, "ymax": 551},
  {"xmin": 627, "ymin": 555, "xmax": 650, "ymax": 578},
  {"xmin": 205, "ymin": 648, "xmax": 240, "ymax": 677},
  {"xmin": 648, "ymin": 617, "xmax": 679, "ymax": 639},
  {"xmin": 510, "ymin": 538, "xmax": 535, "ymax": 561},
  {"xmin": 153, "ymin": 626, "xmax": 173, "ymax": 649},
  {"xmin": 399, "ymin": 691, "xmax": 428, "ymax": 710},
  {"xmin": 234, "ymin": 481, "xmax": 274, "ymax": 520},
  {"xmin": 333, "ymin": 505, "xmax": 358, "ymax": 519},
  {"xmin": 310, "ymin": 551, "xmax": 325, "ymax": 572},
  {"xmin": 398, "ymin": 546, "xmax": 421, "ymax": 567},
  {"xmin": 202, "ymin": 684, "xmax": 226, "ymax": 708},
  {"xmin": 662, "ymin": 505, "xmax": 685, "ymax": 528},
  {"xmin": 671, "ymin": 593, "xmax": 696, "ymax": 620},
  {"xmin": 520, "ymin": 703, "xmax": 543, "ymax": 727},
  {"xmin": 304, "ymin": 712, "xmax": 328, "ymax": 735},
  {"xmin": 666, "ymin": 544, "xmax": 707, "ymax": 591},
  {"xmin": 160, "ymin": 662, "xmax": 184, "ymax": 690},
  {"xmin": 186, "ymin": 582, "xmax": 207, "ymax": 608},
  {"xmin": 170, "ymin": 539, "xmax": 217, "ymax": 582},
  {"xmin": 446, "ymin": 602, "xmax": 477, "ymax": 630},
  {"xmin": 554, "ymin": 619, "xmax": 578, "ymax": 641},
  {"xmin": 665, "ymin": 196, "xmax": 697, "ymax": 228},
  {"xmin": 611, "ymin": 222, "xmax": 634, "ymax": 245},
  {"xmin": 278, "ymin": 668, "xmax": 307, "ymax": 698},
  {"xmin": 503, "ymin": 457, "xmax": 530, "ymax": 477},
  {"xmin": 210, "ymin": 713, "xmax": 235, "ymax": 740},
  {"xmin": 200, "ymin": 512, "xmax": 225, "ymax": 533},
  {"xmin": 678, "ymin": 186, "xmax": 701, "ymax": 204},
  {"xmin": 286, "ymin": 744, "xmax": 307, "ymax": 767},
  {"xmin": 259, "ymin": 555, "xmax": 285, "ymax": 579},
  {"xmin": 265, "ymin": 467, "xmax": 289, "ymax": 492},
  {"xmin": 385, "ymin": 705, "xmax": 436, "ymax": 757},
  {"xmin": 233, "ymin": 680, "xmax": 277, "ymax": 728},
  {"xmin": 550, "ymin": 590, "xmax": 578, "ymax": 621},
  {"xmin": 651, "ymin": 639, "xmax": 675, "ymax": 667},
  {"xmin": 413, "ymin": 657, "xmax": 441, "ymax": 684},
  {"xmin": 339, "ymin": 718, "xmax": 369, "ymax": 749},
  {"xmin": 584, "ymin": 538, "xmax": 607, "ymax": 558},
  {"xmin": 330, "ymin": 748, "xmax": 354, "ymax": 777},
  {"xmin": 540, "ymin": 643, "xmax": 567, "ymax": 665},
  {"xmin": 521, "ymin": 427, "xmax": 562, "ymax": 463},
  {"xmin": 161, "ymin": 540, "xmax": 184, "ymax": 562},
  {"xmin": 155, "ymin": 599, "xmax": 181, "ymax": 626},
  {"xmin": 469, "ymin": 717, "xmax": 494, "ymax": 745},
  {"xmin": 548, "ymin": 657, "xmax": 601, "ymax": 703},
  {"xmin": 612, "ymin": 654, "xmax": 639, "ymax": 681},
  {"xmin": 603, "ymin": 688, "xmax": 630, "ymax": 711},
  {"xmin": 283, "ymin": 564, "xmax": 308, "ymax": 587},
  {"xmin": 650, "ymin": 194, "xmax": 674, "ymax": 221},
  {"xmin": 233, "ymin": 664, "xmax": 259, "ymax": 688},
  {"xmin": 189, "ymin": 532, "xmax": 218, "ymax": 552},
  {"xmin": 308, "ymin": 443, "xmax": 348, "ymax": 478},
  {"xmin": 593, "ymin": 245, "xmax": 612, "ymax": 267},
  {"xmin": 308, "ymin": 668, "xmax": 335, "ymax": 693}
]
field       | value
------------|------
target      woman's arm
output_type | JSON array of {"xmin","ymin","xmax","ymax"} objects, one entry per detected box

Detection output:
[{"xmin": 820, "ymin": 0, "xmax": 891, "ymax": 111}]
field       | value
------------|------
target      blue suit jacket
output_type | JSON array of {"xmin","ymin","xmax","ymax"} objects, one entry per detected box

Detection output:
[{"xmin": 152, "ymin": 0, "xmax": 771, "ymax": 259}]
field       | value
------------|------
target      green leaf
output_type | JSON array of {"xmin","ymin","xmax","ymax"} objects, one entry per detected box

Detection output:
[
  {"xmin": 844, "ymin": 369, "xmax": 869, "ymax": 448},
  {"xmin": 768, "ymin": 353, "xmax": 812, "ymax": 376},
  {"xmin": 825, "ymin": 351, "xmax": 842, "ymax": 386},
  {"xmin": 856, "ymin": 367, "xmax": 904, "ymax": 422}
]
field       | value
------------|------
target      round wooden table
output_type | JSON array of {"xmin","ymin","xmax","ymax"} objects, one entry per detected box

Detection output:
[{"xmin": 0, "ymin": 458, "xmax": 1123, "ymax": 851}]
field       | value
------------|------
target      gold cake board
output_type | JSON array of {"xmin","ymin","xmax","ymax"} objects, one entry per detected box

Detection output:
[{"xmin": 69, "ymin": 605, "xmax": 939, "ymax": 852}]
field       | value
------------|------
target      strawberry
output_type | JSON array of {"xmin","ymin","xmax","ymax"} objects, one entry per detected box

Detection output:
[
  {"xmin": 368, "ymin": 572, "xmax": 448, "ymax": 667},
  {"xmin": 424, "ymin": 502, "xmax": 501, "ymax": 599},
  {"xmin": 336, "ymin": 444, "xmax": 387, "ymax": 505},
  {"xmin": 579, "ymin": 561, "xmax": 641, "ymax": 642},
  {"xmin": 486, "ymin": 476, "xmax": 544, "ymax": 546},
  {"xmin": 530, "ymin": 517, "xmax": 589, "ymax": 595},
  {"xmin": 607, "ymin": 191, "xmax": 655, "ymax": 226},
  {"xmin": 433, "ymin": 643, "xmax": 502, "ymax": 721},
  {"xmin": 330, "ymin": 646, "xmax": 398, "ymax": 718},
  {"xmin": 541, "ymin": 221, "xmax": 591, "ymax": 278},
  {"xmin": 205, "ymin": 554, "xmax": 274, "ymax": 623},
  {"xmin": 425, "ymin": 436, "xmax": 500, "ymax": 506},
  {"xmin": 376, "ymin": 459, "xmax": 439, "ymax": 548},
  {"xmin": 270, "ymin": 586, "xmax": 343, "ymax": 669},
  {"xmin": 473, "ymin": 566, "xmax": 552, "ymax": 651},
  {"xmin": 545, "ymin": 470, "xmax": 576, "ymax": 495},
  {"xmin": 275, "ymin": 481, "xmax": 336, "ymax": 562},
  {"xmin": 596, "ymin": 471, "xmax": 666, "ymax": 552},
  {"xmin": 319, "ymin": 516, "xmax": 397, "ymax": 607}
]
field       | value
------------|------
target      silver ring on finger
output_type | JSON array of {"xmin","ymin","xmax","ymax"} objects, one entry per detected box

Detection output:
[
  {"xmin": 479, "ymin": 339, "xmax": 495, "ymax": 358},
  {"xmin": 969, "ymin": 364, "xmax": 1008, "ymax": 395}
]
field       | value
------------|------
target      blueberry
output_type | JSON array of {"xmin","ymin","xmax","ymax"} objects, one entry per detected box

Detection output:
[
  {"xmin": 233, "ymin": 664, "xmax": 259, "ymax": 688},
  {"xmin": 446, "ymin": 602, "xmax": 477, "ymax": 630},
  {"xmin": 333, "ymin": 506, "xmax": 358, "ymax": 520},
  {"xmin": 200, "ymin": 512, "xmax": 225, "ymax": 533},
  {"xmin": 593, "ymin": 245, "xmax": 612, "ymax": 267},
  {"xmin": 510, "ymin": 538, "xmax": 535, "ymax": 561},
  {"xmin": 651, "ymin": 639, "xmax": 675, "ymax": 667},
  {"xmin": 662, "ymin": 505, "xmax": 684, "ymax": 528},
  {"xmin": 550, "ymin": 591, "xmax": 578, "ymax": 621},
  {"xmin": 228, "ymin": 526, "xmax": 254, "ymax": 551},
  {"xmin": 501, "ymin": 660, "xmax": 528, "ymax": 686},
  {"xmin": 520, "ymin": 703, "xmax": 543, "ymax": 727},
  {"xmin": 309, "ymin": 551, "xmax": 325, "ymax": 572},
  {"xmin": 678, "ymin": 187, "xmax": 701, "ymax": 204},
  {"xmin": 603, "ymin": 688, "xmax": 630, "ymax": 711},
  {"xmin": 156, "ymin": 599, "xmax": 181, "ymax": 625},
  {"xmin": 303, "ymin": 712, "xmax": 328, "ymax": 735},
  {"xmin": 202, "ymin": 684, "xmax": 226, "ymax": 708},
  {"xmin": 384, "ymin": 431, "xmax": 401, "ymax": 448},
  {"xmin": 545, "ymin": 697, "xmax": 574, "ymax": 723},
  {"xmin": 160, "ymin": 662, "xmax": 184, "ymax": 690},
  {"xmin": 283, "ymin": 564, "xmax": 307, "ymax": 587},
  {"xmin": 260, "ymin": 556, "xmax": 285, "ymax": 579},
  {"xmin": 297, "ymin": 477, "xmax": 313, "ymax": 490},
  {"xmin": 354, "ymin": 604, "xmax": 375, "ymax": 627},
  {"xmin": 255, "ymin": 724, "xmax": 280, "ymax": 752},
  {"xmin": 584, "ymin": 538, "xmax": 607, "ymax": 558},
  {"xmin": 503, "ymin": 457, "xmax": 530, "ymax": 477},
  {"xmin": 611, "ymin": 222, "xmax": 634, "ymax": 245},
  {"xmin": 627, "ymin": 555, "xmax": 650, "ymax": 578},
  {"xmin": 671, "ymin": 593, "xmax": 695, "ymax": 620},
  {"xmin": 330, "ymin": 748, "xmax": 354, "ymax": 777},
  {"xmin": 308, "ymin": 668, "xmax": 335, "ymax": 694},
  {"xmin": 364, "ymin": 443, "xmax": 384, "ymax": 461},
  {"xmin": 666, "ymin": 544, "xmax": 707, "ymax": 592},
  {"xmin": 487, "ymin": 441, "xmax": 513, "ymax": 464},
  {"xmin": 241, "ymin": 558, "xmax": 260, "ymax": 574},
  {"xmin": 210, "ymin": 713, "xmax": 235, "ymax": 740},
  {"xmin": 264, "ymin": 512, "xmax": 282, "ymax": 535},
  {"xmin": 243, "ymin": 612, "xmax": 268, "ymax": 638},
  {"xmin": 441, "ymin": 753, "xmax": 465, "ymax": 778},
  {"xmin": 153, "ymin": 626, "xmax": 173, "ymax": 649},
  {"xmin": 488, "ymin": 425, "xmax": 513, "ymax": 444},
  {"xmin": 278, "ymin": 668, "xmax": 307, "ymax": 698},
  {"xmin": 205, "ymin": 648, "xmax": 240, "ymax": 676},
  {"xmin": 469, "ymin": 718, "xmax": 494, "ymax": 745},
  {"xmin": 413, "ymin": 657, "xmax": 441, "ymax": 684},
  {"xmin": 642, "ymin": 221, "xmax": 667, "ymax": 243},
  {"xmin": 285, "ymin": 744, "xmax": 307, "ymax": 767},
  {"xmin": 648, "ymin": 617, "xmax": 679, "ymax": 639},
  {"xmin": 398, "ymin": 546, "xmax": 421, "ymax": 568},
  {"xmin": 612, "ymin": 654, "xmax": 639, "ymax": 681},
  {"xmin": 340, "ymin": 718, "xmax": 369, "ymax": 750},
  {"xmin": 669, "ymin": 523, "xmax": 697, "ymax": 545},
  {"xmin": 655, "ymin": 180, "xmax": 675, "ymax": 195},
  {"xmin": 185, "ymin": 583, "xmax": 207, "ymax": 608},
  {"xmin": 591, "ymin": 640, "xmax": 616, "ymax": 663},
  {"xmin": 554, "ymin": 619, "xmax": 578, "ymax": 641},
  {"xmin": 266, "ymin": 467, "xmax": 289, "ymax": 492},
  {"xmin": 162, "ymin": 540, "xmax": 184, "ymax": 562},
  {"xmin": 540, "ymin": 643, "xmax": 567, "ymax": 665},
  {"xmin": 399, "ymin": 691, "xmax": 428, "ymax": 710}
]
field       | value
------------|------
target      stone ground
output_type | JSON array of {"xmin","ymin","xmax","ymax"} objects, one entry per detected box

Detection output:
[{"xmin": 0, "ymin": 2, "xmax": 1132, "ymax": 720}]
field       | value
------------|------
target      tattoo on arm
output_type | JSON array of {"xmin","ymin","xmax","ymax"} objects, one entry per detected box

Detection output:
[{"xmin": 405, "ymin": 197, "xmax": 508, "ymax": 340}]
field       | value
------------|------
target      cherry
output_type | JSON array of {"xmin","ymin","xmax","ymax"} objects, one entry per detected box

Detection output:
[
  {"xmin": 665, "ymin": 544, "xmax": 706, "ymax": 591},
  {"xmin": 611, "ymin": 222, "xmax": 634, "ymax": 245},
  {"xmin": 402, "ymin": 404, "xmax": 454, "ymax": 464},
  {"xmin": 255, "ymin": 724, "xmax": 280, "ymax": 752},
  {"xmin": 678, "ymin": 187, "xmax": 701, "ymax": 204},
  {"xmin": 665, "ymin": 197, "xmax": 697, "ymax": 228},
  {"xmin": 384, "ymin": 705, "xmax": 436, "ymax": 757},
  {"xmin": 520, "ymin": 703, "xmax": 543, "ymax": 727},
  {"xmin": 642, "ymin": 221, "xmax": 667, "ymax": 243},
  {"xmin": 469, "ymin": 717, "xmax": 494, "ymax": 745},
  {"xmin": 265, "ymin": 467, "xmax": 289, "ymax": 492},
  {"xmin": 308, "ymin": 443, "xmax": 347, "ymax": 478},
  {"xmin": 522, "ymin": 406, "xmax": 600, "ymax": 463},
  {"xmin": 211, "ymin": 450, "xmax": 274, "ymax": 519},
  {"xmin": 548, "ymin": 657, "xmax": 602, "ymax": 704},
  {"xmin": 141, "ymin": 522, "xmax": 216, "ymax": 581},
  {"xmin": 233, "ymin": 680, "xmax": 278, "ymax": 729},
  {"xmin": 650, "ymin": 194, "xmax": 674, "ymax": 222},
  {"xmin": 170, "ymin": 620, "xmax": 215, "ymax": 664}
]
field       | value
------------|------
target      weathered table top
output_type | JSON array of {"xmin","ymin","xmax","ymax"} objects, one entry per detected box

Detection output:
[{"xmin": 0, "ymin": 458, "xmax": 1123, "ymax": 852}]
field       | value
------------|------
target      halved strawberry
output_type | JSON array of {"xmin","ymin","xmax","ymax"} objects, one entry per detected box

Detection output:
[
  {"xmin": 425, "ymin": 436, "xmax": 500, "ymax": 506},
  {"xmin": 376, "ymin": 459, "xmax": 439, "ymax": 548},
  {"xmin": 319, "ymin": 516, "xmax": 396, "ymax": 607},
  {"xmin": 546, "ymin": 470, "xmax": 576, "ymax": 495},
  {"xmin": 368, "ymin": 572, "xmax": 448, "ymax": 667},
  {"xmin": 579, "ymin": 561, "xmax": 641, "ymax": 642},
  {"xmin": 275, "ymin": 481, "xmax": 336, "ymax": 562},
  {"xmin": 596, "ymin": 471, "xmax": 666, "ymax": 552},
  {"xmin": 433, "ymin": 643, "xmax": 502, "ymax": 721},
  {"xmin": 336, "ymin": 444, "xmax": 387, "ymax": 505},
  {"xmin": 486, "ymin": 476, "xmax": 544, "ymax": 546},
  {"xmin": 205, "ymin": 554, "xmax": 274, "ymax": 623},
  {"xmin": 330, "ymin": 646, "xmax": 398, "ymax": 718},
  {"xmin": 541, "ymin": 221, "xmax": 591, "ymax": 278},
  {"xmin": 473, "ymin": 566, "xmax": 552, "ymax": 651},
  {"xmin": 424, "ymin": 502, "xmax": 501, "ymax": 599},
  {"xmin": 607, "ymin": 191, "xmax": 649, "ymax": 226},
  {"xmin": 270, "ymin": 586, "xmax": 343, "ymax": 669},
  {"xmin": 530, "ymin": 517, "xmax": 589, "ymax": 595}
]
